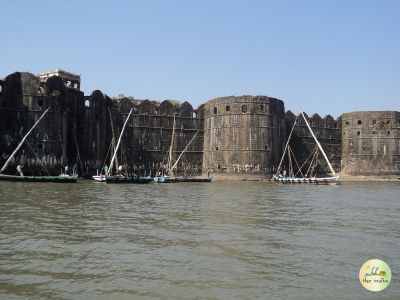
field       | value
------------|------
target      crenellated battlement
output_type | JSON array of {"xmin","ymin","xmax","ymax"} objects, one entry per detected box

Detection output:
[{"xmin": 1, "ymin": 70, "xmax": 399, "ymax": 177}]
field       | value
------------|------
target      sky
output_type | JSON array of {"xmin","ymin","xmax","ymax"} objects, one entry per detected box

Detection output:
[{"xmin": 0, "ymin": 0, "xmax": 399, "ymax": 117}]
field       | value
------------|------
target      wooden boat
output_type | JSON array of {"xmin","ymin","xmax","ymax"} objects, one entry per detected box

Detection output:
[
  {"xmin": 153, "ymin": 115, "xmax": 211, "ymax": 183},
  {"xmin": 92, "ymin": 174, "xmax": 106, "ymax": 182},
  {"xmin": 0, "ymin": 106, "xmax": 78, "ymax": 183},
  {"xmin": 92, "ymin": 108, "xmax": 119, "ymax": 182},
  {"xmin": 273, "ymin": 110, "xmax": 339, "ymax": 185},
  {"xmin": 0, "ymin": 174, "xmax": 77, "ymax": 183},
  {"xmin": 105, "ymin": 175, "xmax": 152, "ymax": 184},
  {"xmin": 99, "ymin": 108, "xmax": 151, "ymax": 184},
  {"xmin": 153, "ymin": 175, "xmax": 212, "ymax": 183}
]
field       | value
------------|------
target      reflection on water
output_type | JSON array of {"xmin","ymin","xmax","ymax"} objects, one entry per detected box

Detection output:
[{"xmin": 0, "ymin": 181, "xmax": 399, "ymax": 299}]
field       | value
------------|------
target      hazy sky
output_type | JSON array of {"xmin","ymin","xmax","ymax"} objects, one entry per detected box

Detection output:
[{"xmin": 1, "ymin": 0, "xmax": 399, "ymax": 117}]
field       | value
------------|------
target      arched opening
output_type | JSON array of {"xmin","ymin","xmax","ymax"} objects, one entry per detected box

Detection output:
[
  {"xmin": 387, "ymin": 120, "xmax": 390, "ymax": 124},
  {"xmin": 260, "ymin": 104, "xmax": 264, "ymax": 112},
  {"xmin": 66, "ymin": 81, "xmax": 71, "ymax": 87},
  {"xmin": 84, "ymin": 100, "xmax": 90, "ymax": 107},
  {"xmin": 38, "ymin": 98, "xmax": 43, "ymax": 107},
  {"xmin": 387, "ymin": 131, "xmax": 390, "ymax": 135},
  {"xmin": 241, "ymin": 105, "xmax": 247, "ymax": 113},
  {"xmin": 372, "ymin": 119, "xmax": 376, "ymax": 125},
  {"xmin": 192, "ymin": 112, "xmax": 197, "ymax": 118},
  {"xmin": 37, "ymin": 87, "xmax": 44, "ymax": 95},
  {"xmin": 155, "ymin": 108, "xmax": 159, "ymax": 115},
  {"xmin": 216, "ymin": 146, "xmax": 219, "ymax": 150},
  {"xmin": 226, "ymin": 105, "xmax": 230, "ymax": 112},
  {"xmin": 357, "ymin": 131, "xmax": 360, "ymax": 135},
  {"xmin": 345, "ymin": 121, "xmax": 349, "ymax": 125},
  {"xmin": 357, "ymin": 120, "xmax": 362, "ymax": 125},
  {"xmin": 73, "ymin": 83, "xmax": 78, "ymax": 89},
  {"xmin": 213, "ymin": 107, "xmax": 217, "ymax": 114}
]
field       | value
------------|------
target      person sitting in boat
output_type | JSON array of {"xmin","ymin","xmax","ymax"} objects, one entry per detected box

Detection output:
[
  {"xmin": 283, "ymin": 170, "xmax": 287, "ymax": 178},
  {"xmin": 64, "ymin": 165, "xmax": 69, "ymax": 175},
  {"xmin": 103, "ymin": 164, "xmax": 109, "ymax": 174},
  {"xmin": 16, "ymin": 165, "xmax": 24, "ymax": 176}
]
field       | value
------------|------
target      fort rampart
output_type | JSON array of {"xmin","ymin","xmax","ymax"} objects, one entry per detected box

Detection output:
[{"xmin": 1, "ymin": 70, "xmax": 399, "ymax": 177}]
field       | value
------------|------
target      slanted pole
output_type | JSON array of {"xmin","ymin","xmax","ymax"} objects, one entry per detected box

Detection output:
[
  {"xmin": 170, "ymin": 130, "xmax": 200, "ymax": 173},
  {"xmin": 108, "ymin": 108, "xmax": 133, "ymax": 175},
  {"xmin": 275, "ymin": 114, "xmax": 299, "ymax": 176},
  {"xmin": 300, "ymin": 110, "xmax": 336, "ymax": 175},
  {"xmin": 167, "ymin": 114, "xmax": 176, "ymax": 175},
  {"xmin": 1, "ymin": 106, "xmax": 51, "ymax": 174}
]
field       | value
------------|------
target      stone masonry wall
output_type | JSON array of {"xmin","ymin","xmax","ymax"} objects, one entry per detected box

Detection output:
[
  {"xmin": 201, "ymin": 95, "xmax": 286, "ymax": 175},
  {"xmin": 341, "ymin": 111, "xmax": 400, "ymax": 175}
]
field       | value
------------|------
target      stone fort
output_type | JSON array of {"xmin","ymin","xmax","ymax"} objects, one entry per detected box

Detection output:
[{"xmin": 0, "ymin": 70, "xmax": 399, "ymax": 177}]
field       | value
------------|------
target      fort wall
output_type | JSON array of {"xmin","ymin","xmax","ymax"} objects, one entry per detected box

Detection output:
[
  {"xmin": 1, "ymin": 70, "xmax": 399, "ymax": 178},
  {"xmin": 201, "ymin": 96, "xmax": 286, "ymax": 175},
  {"xmin": 341, "ymin": 111, "xmax": 400, "ymax": 175}
]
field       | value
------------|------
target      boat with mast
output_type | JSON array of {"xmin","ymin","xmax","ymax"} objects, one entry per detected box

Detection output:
[
  {"xmin": 0, "ymin": 106, "xmax": 77, "ymax": 183},
  {"xmin": 104, "ymin": 108, "xmax": 152, "ymax": 184},
  {"xmin": 153, "ymin": 114, "xmax": 211, "ymax": 183},
  {"xmin": 92, "ymin": 108, "xmax": 119, "ymax": 182},
  {"xmin": 272, "ymin": 110, "xmax": 339, "ymax": 184}
]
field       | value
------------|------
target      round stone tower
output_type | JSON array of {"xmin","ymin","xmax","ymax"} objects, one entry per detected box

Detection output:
[
  {"xmin": 341, "ymin": 111, "xmax": 400, "ymax": 175},
  {"xmin": 201, "ymin": 95, "xmax": 286, "ymax": 177}
]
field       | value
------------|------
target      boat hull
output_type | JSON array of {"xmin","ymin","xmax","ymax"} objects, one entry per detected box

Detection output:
[
  {"xmin": 153, "ymin": 176, "xmax": 212, "ymax": 183},
  {"xmin": 92, "ymin": 175, "xmax": 106, "ymax": 182},
  {"xmin": 0, "ymin": 174, "xmax": 78, "ymax": 183},
  {"xmin": 105, "ymin": 175, "xmax": 152, "ymax": 184},
  {"xmin": 272, "ymin": 175, "xmax": 339, "ymax": 185}
]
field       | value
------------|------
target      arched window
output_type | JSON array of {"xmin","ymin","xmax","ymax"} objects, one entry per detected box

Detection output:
[
  {"xmin": 387, "ymin": 131, "xmax": 390, "ymax": 135},
  {"xmin": 213, "ymin": 107, "xmax": 217, "ymax": 114},
  {"xmin": 66, "ymin": 81, "xmax": 71, "ymax": 87},
  {"xmin": 73, "ymin": 83, "xmax": 78, "ymax": 89},
  {"xmin": 241, "ymin": 105, "xmax": 247, "ymax": 113},
  {"xmin": 357, "ymin": 131, "xmax": 360, "ymax": 135},
  {"xmin": 84, "ymin": 100, "xmax": 90, "ymax": 107},
  {"xmin": 226, "ymin": 105, "xmax": 230, "ymax": 112},
  {"xmin": 357, "ymin": 120, "xmax": 362, "ymax": 125},
  {"xmin": 260, "ymin": 104, "xmax": 264, "ymax": 112},
  {"xmin": 345, "ymin": 121, "xmax": 349, "ymax": 125}
]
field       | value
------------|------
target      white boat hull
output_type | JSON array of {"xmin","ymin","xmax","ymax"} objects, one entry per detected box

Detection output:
[
  {"xmin": 92, "ymin": 175, "xmax": 106, "ymax": 182},
  {"xmin": 273, "ymin": 175, "xmax": 339, "ymax": 185}
]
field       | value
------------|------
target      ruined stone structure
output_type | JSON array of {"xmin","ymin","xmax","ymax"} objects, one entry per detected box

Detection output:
[
  {"xmin": 1, "ymin": 70, "xmax": 399, "ymax": 178},
  {"xmin": 0, "ymin": 71, "xmax": 83, "ymax": 175},
  {"xmin": 341, "ymin": 111, "xmax": 400, "ymax": 175},
  {"xmin": 0, "ymin": 71, "xmax": 203, "ymax": 177},
  {"xmin": 201, "ymin": 96, "xmax": 286, "ymax": 175}
]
